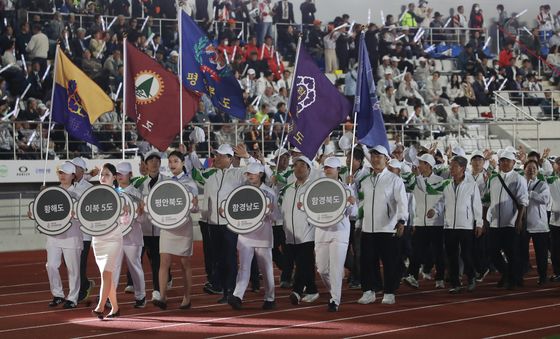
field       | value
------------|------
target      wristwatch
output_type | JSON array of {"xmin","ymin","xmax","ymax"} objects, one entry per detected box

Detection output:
[{"xmin": 397, "ymin": 219, "xmax": 406, "ymax": 225}]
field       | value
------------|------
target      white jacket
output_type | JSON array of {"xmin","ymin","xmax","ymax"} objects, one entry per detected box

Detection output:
[
  {"xmin": 412, "ymin": 173, "xmax": 444, "ymax": 226},
  {"xmin": 526, "ymin": 178, "xmax": 550, "ymax": 233},
  {"xmin": 238, "ymin": 183, "xmax": 277, "ymax": 248},
  {"xmin": 194, "ymin": 165, "xmax": 249, "ymax": 225},
  {"xmin": 549, "ymin": 177, "xmax": 560, "ymax": 226},
  {"xmin": 357, "ymin": 168, "xmax": 408, "ymax": 234},
  {"xmin": 485, "ymin": 170, "xmax": 529, "ymax": 228},
  {"xmin": 432, "ymin": 177, "xmax": 483, "ymax": 230},
  {"xmin": 281, "ymin": 177, "xmax": 315, "ymax": 244}
]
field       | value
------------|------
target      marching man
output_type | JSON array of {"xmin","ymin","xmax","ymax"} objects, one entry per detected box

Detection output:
[{"xmin": 357, "ymin": 145, "xmax": 408, "ymax": 305}]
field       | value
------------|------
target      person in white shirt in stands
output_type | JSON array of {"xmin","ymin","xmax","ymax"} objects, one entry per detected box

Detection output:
[
  {"xmin": 520, "ymin": 160, "xmax": 550, "ymax": 285},
  {"xmin": 428, "ymin": 155, "xmax": 483, "ymax": 293},
  {"xmin": 281, "ymin": 156, "xmax": 319, "ymax": 305},
  {"xmin": 485, "ymin": 150, "xmax": 529, "ymax": 289},
  {"xmin": 425, "ymin": 71, "xmax": 450, "ymax": 105},
  {"xmin": 313, "ymin": 157, "xmax": 357, "ymax": 312},
  {"xmin": 380, "ymin": 86, "xmax": 398, "ymax": 117},
  {"xmin": 39, "ymin": 162, "xmax": 83, "ymax": 309},
  {"xmin": 323, "ymin": 23, "xmax": 341, "ymax": 73},
  {"xmin": 377, "ymin": 55, "xmax": 391, "ymax": 80},
  {"xmin": 228, "ymin": 163, "xmax": 277, "ymax": 310},
  {"xmin": 357, "ymin": 145, "xmax": 408, "ymax": 305},
  {"xmin": 26, "ymin": 23, "xmax": 49, "ymax": 61}
]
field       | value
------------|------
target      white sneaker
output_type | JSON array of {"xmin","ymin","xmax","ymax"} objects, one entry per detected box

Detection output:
[
  {"xmin": 302, "ymin": 293, "xmax": 319, "ymax": 303},
  {"xmin": 435, "ymin": 280, "xmax": 445, "ymax": 289},
  {"xmin": 167, "ymin": 278, "xmax": 173, "ymax": 289},
  {"xmin": 124, "ymin": 285, "xmax": 134, "ymax": 293},
  {"xmin": 404, "ymin": 275, "xmax": 419, "ymax": 288},
  {"xmin": 381, "ymin": 293, "xmax": 396, "ymax": 304},
  {"xmin": 357, "ymin": 290, "xmax": 375, "ymax": 304},
  {"xmin": 151, "ymin": 290, "xmax": 161, "ymax": 301}
]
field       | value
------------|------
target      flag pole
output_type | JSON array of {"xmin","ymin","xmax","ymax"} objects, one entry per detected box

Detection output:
[
  {"xmin": 178, "ymin": 8, "xmax": 184, "ymax": 146},
  {"xmin": 278, "ymin": 36, "xmax": 302, "ymax": 155},
  {"xmin": 349, "ymin": 31, "xmax": 366, "ymax": 177},
  {"xmin": 43, "ymin": 46, "xmax": 59, "ymax": 187},
  {"xmin": 122, "ymin": 35, "xmax": 128, "ymax": 160}
]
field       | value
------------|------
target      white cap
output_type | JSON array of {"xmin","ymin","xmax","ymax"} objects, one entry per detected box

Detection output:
[
  {"xmin": 418, "ymin": 153, "xmax": 435, "ymax": 167},
  {"xmin": 338, "ymin": 133, "xmax": 353, "ymax": 151},
  {"xmin": 369, "ymin": 145, "xmax": 390, "ymax": 158},
  {"xmin": 247, "ymin": 68, "xmax": 256, "ymax": 75},
  {"xmin": 388, "ymin": 159, "xmax": 402, "ymax": 169},
  {"xmin": 58, "ymin": 162, "xmax": 76, "ymax": 174},
  {"xmin": 116, "ymin": 161, "xmax": 132, "ymax": 174},
  {"xmin": 504, "ymin": 146, "xmax": 517, "ymax": 153},
  {"xmin": 245, "ymin": 162, "xmax": 264, "ymax": 174},
  {"xmin": 471, "ymin": 150, "xmax": 484, "ymax": 159},
  {"xmin": 401, "ymin": 25, "xmax": 410, "ymax": 30},
  {"xmin": 324, "ymin": 157, "xmax": 341, "ymax": 168},
  {"xmin": 290, "ymin": 147, "xmax": 302, "ymax": 154},
  {"xmin": 418, "ymin": 56, "xmax": 427, "ymax": 62},
  {"xmin": 452, "ymin": 146, "xmax": 466, "ymax": 157},
  {"xmin": 69, "ymin": 157, "xmax": 87, "ymax": 170},
  {"xmin": 499, "ymin": 151, "xmax": 516, "ymax": 161},
  {"xmin": 145, "ymin": 150, "xmax": 162, "ymax": 161},
  {"xmin": 382, "ymin": 55, "xmax": 390, "ymax": 60},
  {"xmin": 384, "ymin": 68, "xmax": 393, "ymax": 75},
  {"xmin": 294, "ymin": 155, "xmax": 313, "ymax": 168},
  {"xmin": 428, "ymin": 102, "xmax": 436, "ymax": 108},
  {"xmin": 169, "ymin": 50, "xmax": 179, "ymax": 57},
  {"xmin": 274, "ymin": 148, "xmax": 289, "ymax": 157},
  {"xmin": 451, "ymin": 103, "xmax": 460, "ymax": 108},
  {"xmin": 391, "ymin": 56, "xmax": 400, "ymax": 62},
  {"xmin": 216, "ymin": 144, "xmax": 234, "ymax": 156}
]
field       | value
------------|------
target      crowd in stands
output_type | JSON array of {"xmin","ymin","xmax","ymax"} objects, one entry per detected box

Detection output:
[{"xmin": 0, "ymin": 0, "xmax": 559, "ymax": 161}]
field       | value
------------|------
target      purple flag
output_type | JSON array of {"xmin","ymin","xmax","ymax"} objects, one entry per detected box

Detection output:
[{"xmin": 287, "ymin": 47, "xmax": 351, "ymax": 158}]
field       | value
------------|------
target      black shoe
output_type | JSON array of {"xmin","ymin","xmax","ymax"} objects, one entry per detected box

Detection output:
[
  {"xmin": 217, "ymin": 295, "xmax": 229, "ymax": 304},
  {"xmin": 227, "ymin": 295, "xmax": 242, "ymax": 310},
  {"xmin": 496, "ymin": 277, "xmax": 505, "ymax": 288},
  {"xmin": 106, "ymin": 310, "xmax": 120, "ymax": 318},
  {"xmin": 152, "ymin": 299, "xmax": 167, "ymax": 310},
  {"xmin": 550, "ymin": 275, "xmax": 560, "ymax": 282},
  {"xmin": 203, "ymin": 282, "xmax": 223, "ymax": 295},
  {"xmin": 327, "ymin": 301, "xmax": 338, "ymax": 312},
  {"xmin": 537, "ymin": 278, "xmax": 547, "ymax": 286},
  {"xmin": 91, "ymin": 309, "xmax": 104, "ymax": 319},
  {"xmin": 179, "ymin": 302, "xmax": 192, "ymax": 310},
  {"xmin": 134, "ymin": 297, "xmax": 146, "ymax": 308},
  {"xmin": 48, "ymin": 297, "xmax": 65, "ymax": 307},
  {"xmin": 262, "ymin": 300, "xmax": 276, "ymax": 310},
  {"xmin": 63, "ymin": 300, "xmax": 77, "ymax": 309},
  {"xmin": 289, "ymin": 292, "xmax": 300, "ymax": 305}
]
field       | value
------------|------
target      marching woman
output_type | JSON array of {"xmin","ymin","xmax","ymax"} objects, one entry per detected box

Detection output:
[
  {"xmin": 314, "ymin": 157, "xmax": 357, "ymax": 312},
  {"xmin": 113, "ymin": 162, "xmax": 147, "ymax": 308},
  {"xmin": 152, "ymin": 151, "xmax": 199, "ymax": 310},
  {"xmin": 521, "ymin": 160, "xmax": 551, "ymax": 285},
  {"xmin": 228, "ymin": 163, "xmax": 277, "ymax": 310},
  {"xmin": 39, "ymin": 162, "xmax": 83, "ymax": 309},
  {"xmin": 92, "ymin": 163, "xmax": 125, "ymax": 319}
]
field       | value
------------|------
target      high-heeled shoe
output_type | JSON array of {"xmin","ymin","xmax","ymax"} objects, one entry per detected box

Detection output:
[
  {"xmin": 91, "ymin": 310, "xmax": 104, "ymax": 320},
  {"xmin": 179, "ymin": 302, "xmax": 191, "ymax": 310},
  {"xmin": 106, "ymin": 310, "xmax": 120, "ymax": 318}
]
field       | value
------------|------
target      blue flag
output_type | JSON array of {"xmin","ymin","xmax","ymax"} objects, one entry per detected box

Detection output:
[
  {"xmin": 52, "ymin": 46, "xmax": 113, "ymax": 147},
  {"xmin": 180, "ymin": 11, "xmax": 246, "ymax": 120},
  {"xmin": 354, "ymin": 33, "xmax": 390, "ymax": 152},
  {"xmin": 288, "ymin": 46, "xmax": 351, "ymax": 159}
]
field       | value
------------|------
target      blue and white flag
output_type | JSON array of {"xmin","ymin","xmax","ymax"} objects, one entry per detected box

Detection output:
[{"xmin": 354, "ymin": 33, "xmax": 390, "ymax": 151}]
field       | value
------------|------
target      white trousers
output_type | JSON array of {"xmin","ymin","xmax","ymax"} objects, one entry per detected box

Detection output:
[
  {"xmin": 315, "ymin": 240, "xmax": 348, "ymax": 305},
  {"xmin": 233, "ymin": 242, "xmax": 275, "ymax": 302},
  {"xmin": 324, "ymin": 48, "xmax": 339, "ymax": 74},
  {"xmin": 113, "ymin": 245, "xmax": 145, "ymax": 300},
  {"xmin": 46, "ymin": 246, "xmax": 81, "ymax": 303}
]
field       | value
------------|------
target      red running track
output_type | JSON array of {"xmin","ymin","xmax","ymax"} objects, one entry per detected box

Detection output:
[{"xmin": 0, "ymin": 242, "xmax": 559, "ymax": 338}]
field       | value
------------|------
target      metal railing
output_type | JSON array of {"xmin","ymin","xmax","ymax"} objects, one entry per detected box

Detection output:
[
  {"xmin": 0, "ymin": 119, "xmax": 541, "ymax": 160},
  {"xmin": 0, "ymin": 192, "xmax": 38, "ymax": 235},
  {"xmin": 494, "ymin": 90, "xmax": 558, "ymax": 121}
]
